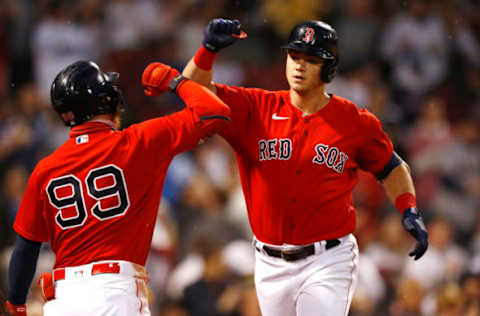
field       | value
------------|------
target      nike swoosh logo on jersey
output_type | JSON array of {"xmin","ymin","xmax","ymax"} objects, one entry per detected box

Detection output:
[{"xmin": 272, "ymin": 113, "xmax": 289, "ymax": 120}]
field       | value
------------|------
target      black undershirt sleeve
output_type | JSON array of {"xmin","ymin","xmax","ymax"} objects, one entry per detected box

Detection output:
[{"xmin": 8, "ymin": 235, "xmax": 41, "ymax": 305}]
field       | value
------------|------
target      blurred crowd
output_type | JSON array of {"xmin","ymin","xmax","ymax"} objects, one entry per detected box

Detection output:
[{"xmin": 0, "ymin": 0, "xmax": 479, "ymax": 315}]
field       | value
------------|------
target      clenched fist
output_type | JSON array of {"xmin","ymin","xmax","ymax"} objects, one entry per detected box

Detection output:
[
  {"xmin": 142, "ymin": 62, "xmax": 179, "ymax": 96},
  {"xmin": 203, "ymin": 18, "xmax": 244, "ymax": 52}
]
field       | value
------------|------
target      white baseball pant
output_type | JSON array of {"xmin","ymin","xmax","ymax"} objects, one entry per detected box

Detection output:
[
  {"xmin": 43, "ymin": 260, "xmax": 150, "ymax": 316},
  {"xmin": 254, "ymin": 234, "xmax": 359, "ymax": 316}
]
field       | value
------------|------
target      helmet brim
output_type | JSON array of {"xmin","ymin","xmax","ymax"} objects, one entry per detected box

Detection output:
[{"xmin": 281, "ymin": 44, "xmax": 335, "ymax": 60}]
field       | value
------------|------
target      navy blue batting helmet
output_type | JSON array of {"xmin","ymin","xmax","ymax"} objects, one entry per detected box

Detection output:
[
  {"xmin": 282, "ymin": 21, "xmax": 339, "ymax": 83},
  {"xmin": 51, "ymin": 61, "xmax": 122, "ymax": 127}
]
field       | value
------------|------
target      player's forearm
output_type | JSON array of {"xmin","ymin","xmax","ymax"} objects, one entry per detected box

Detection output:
[
  {"xmin": 382, "ymin": 163, "xmax": 416, "ymax": 207},
  {"xmin": 182, "ymin": 58, "xmax": 217, "ymax": 93},
  {"xmin": 384, "ymin": 163, "xmax": 428, "ymax": 260},
  {"xmin": 8, "ymin": 235, "xmax": 41, "ymax": 304},
  {"xmin": 177, "ymin": 79, "xmax": 230, "ymax": 132}
]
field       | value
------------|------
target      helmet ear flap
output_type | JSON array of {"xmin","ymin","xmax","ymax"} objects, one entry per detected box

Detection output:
[
  {"xmin": 97, "ymin": 83, "xmax": 120, "ymax": 111},
  {"xmin": 321, "ymin": 59, "xmax": 338, "ymax": 83}
]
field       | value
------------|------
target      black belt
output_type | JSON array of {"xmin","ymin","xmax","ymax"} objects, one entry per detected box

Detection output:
[{"xmin": 257, "ymin": 239, "xmax": 341, "ymax": 262}]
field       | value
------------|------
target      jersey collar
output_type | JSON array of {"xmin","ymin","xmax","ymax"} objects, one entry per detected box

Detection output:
[
  {"xmin": 69, "ymin": 120, "xmax": 116, "ymax": 138},
  {"xmin": 281, "ymin": 92, "xmax": 336, "ymax": 117}
]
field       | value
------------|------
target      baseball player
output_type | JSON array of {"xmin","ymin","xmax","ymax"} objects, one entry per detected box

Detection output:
[
  {"xmin": 5, "ymin": 60, "xmax": 230, "ymax": 316},
  {"xmin": 177, "ymin": 19, "xmax": 429, "ymax": 316}
]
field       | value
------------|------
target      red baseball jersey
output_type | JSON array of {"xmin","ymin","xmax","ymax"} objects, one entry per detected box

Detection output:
[
  {"xmin": 215, "ymin": 84, "xmax": 393, "ymax": 245},
  {"xmin": 14, "ymin": 87, "xmax": 229, "ymax": 268}
]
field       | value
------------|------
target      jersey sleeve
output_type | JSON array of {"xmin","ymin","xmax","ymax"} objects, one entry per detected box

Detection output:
[
  {"xmin": 13, "ymin": 168, "xmax": 49, "ymax": 242},
  {"xmin": 128, "ymin": 80, "xmax": 231, "ymax": 158},
  {"xmin": 355, "ymin": 110, "xmax": 394, "ymax": 174},
  {"xmin": 127, "ymin": 109, "xmax": 207, "ymax": 158},
  {"xmin": 214, "ymin": 83, "xmax": 256, "ymax": 147}
]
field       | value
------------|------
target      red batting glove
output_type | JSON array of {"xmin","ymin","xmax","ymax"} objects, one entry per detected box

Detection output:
[
  {"xmin": 6, "ymin": 301, "xmax": 27, "ymax": 316},
  {"xmin": 142, "ymin": 62, "xmax": 179, "ymax": 97}
]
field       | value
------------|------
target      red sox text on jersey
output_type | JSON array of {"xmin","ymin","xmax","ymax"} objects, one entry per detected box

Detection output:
[
  {"xmin": 259, "ymin": 138, "xmax": 349, "ymax": 174},
  {"xmin": 216, "ymin": 84, "xmax": 393, "ymax": 245}
]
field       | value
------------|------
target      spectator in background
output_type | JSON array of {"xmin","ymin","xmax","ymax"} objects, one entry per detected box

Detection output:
[
  {"xmin": 235, "ymin": 281, "xmax": 262, "ymax": 316},
  {"xmin": 146, "ymin": 201, "xmax": 179, "ymax": 314},
  {"xmin": 1, "ymin": 165, "xmax": 28, "ymax": 224},
  {"xmin": 327, "ymin": 62, "xmax": 377, "ymax": 108},
  {"xmin": 460, "ymin": 272, "xmax": 480, "ymax": 316},
  {"xmin": 182, "ymin": 234, "xmax": 232, "ymax": 316},
  {"xmin": 350, "ymin": 254, "xmax": 386, "ymax": 316},
  {"xmin": 403, "ymin": 216, "xmax": 467, "ymax": 292},
  {"xmin": 103, "ymin": 0, "xmax": 170, "ymax": 53},
  {"xmin": 32, "ymin": 0, "xmax": 99, "ymax": 101},
  {"xmin": 0, "ymin": 1, "xmax": 16, "ymax": 97},
  {"xmin": 404, "ymin": 94, "xmax": 453, "ymax": 211},
  {"xmin": 335, "ymin": 0, "xmax": 380, "ymax": 72},
  {"xmin": 165, "ymin": 216, "xmax": 243, "ymax": 303},
  {"xmin": 438, "ymin": 1, "xmax": 480, "ymax": 69},
  {"xmin": 0, "ymin": 101, "xmax": 34, "ymax": 172},
  {"xmin": 366, "ymin": 82, "xmax": 404, "ymax": 135},
  {"xmin": 180, "ymin": 220, "xmax": 254, "ymax": 316},
  {"xmin": 406, "ymin": 93, "xmax": 480, "ymax": 239},
  {"xmin": 16, "ymin": 84, "xmax": 65, "ymax": 166},
  {"xmin": 2, "ymin": 0, "xmax": 36, "ymax": 89},
  {"xmin": 380, "ymin": 0, "xmax": 448, "ymax": 113},
  {"xmin": 261, "ymin": 0, "xmax": 329, "ymax": 37},
  {"xmin": 365, "ymin": 214, "xmax": 408, "ymax": 281},
  {"xmin": 434, "ymin": 282, "xmax": 465, "ymax": 316},
  {"xmin": 435, "ymin": 1, "xmax": 480, "ymax": 127},
  {"xmin": 389, "ymin": 278, "xmax": 424, "ymax": 316},
  {"xmin": 429, "ymin": 118, "xmax": 480, "ymax": 239},
  {"xmin": 173, "ymin": 1, "xmax": 223, "ymax": 63},
  {"xmin": 470, "ymin": 214, "xmax": 480, "ymax": 267}
]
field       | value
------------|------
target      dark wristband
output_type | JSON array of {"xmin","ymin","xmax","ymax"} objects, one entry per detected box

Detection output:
[{"xmin": 168, "ymin": 74, "xmax": 188, "ymax": 93}]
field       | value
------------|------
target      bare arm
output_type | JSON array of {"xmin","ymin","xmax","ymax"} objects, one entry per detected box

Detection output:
[
  {"xmin": 182, "ymin": 58, "xmax": 217, "ymax": 93},
  {"xmin": 381, "ymin": 163, "xmax": 415, "ymax": 204},
  {"xmin": 382, "ymin": 162, "xmax": 428, "ymax": 260}
]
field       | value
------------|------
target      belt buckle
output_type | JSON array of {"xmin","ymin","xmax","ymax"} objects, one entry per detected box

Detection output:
[
  {"xmin": 280, "ymin": 252, "xmax": 293, "ymax": 261},
  {"xmin": 281, "ymin": 248, "xmax": 299, "ymax": 255},
  {"xmin": 280, "ymin": 247, "xmax": 302, "ymax": 261}
]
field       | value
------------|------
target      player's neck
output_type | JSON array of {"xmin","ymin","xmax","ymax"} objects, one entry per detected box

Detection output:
[
  {"xmin": 289, "ymin": 86, "xmax": 330, "ymax": 115},
  {"xmin": 89, "ymin": 114, "xmax": 118, "ymax": 129}
]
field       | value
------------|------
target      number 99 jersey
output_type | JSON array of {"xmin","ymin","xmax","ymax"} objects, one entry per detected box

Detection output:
[{"xmin": 13, "ymin": 113, "xmax": 204, "ymax": 269}]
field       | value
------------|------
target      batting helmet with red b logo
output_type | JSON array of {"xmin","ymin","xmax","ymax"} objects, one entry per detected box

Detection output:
[{"xmin": 282, "ymin": 21, "xmax": 339, "ymax": 83}]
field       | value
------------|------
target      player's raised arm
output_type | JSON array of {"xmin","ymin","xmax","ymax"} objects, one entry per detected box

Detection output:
[
  {"xmin": 142, "ymin": 62, "xmax": 231, "ymax": 135},
  {"xmin": 182, "ymin": 18, "xmax": 246, "ymax": 93}
]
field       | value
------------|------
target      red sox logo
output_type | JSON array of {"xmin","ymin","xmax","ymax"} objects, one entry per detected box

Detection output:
[{"xmin": 303, "ymin": 27, "xmax": 315, "ymax": 43}]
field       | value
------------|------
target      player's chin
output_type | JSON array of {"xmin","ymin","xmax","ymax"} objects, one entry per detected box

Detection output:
[{"xmin": 289, "ymin": 82, "xmax": 309, "ymax": 92}]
